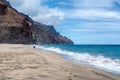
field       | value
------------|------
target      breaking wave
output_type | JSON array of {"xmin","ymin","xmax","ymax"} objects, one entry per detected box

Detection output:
[{"xmin": 36, "ymin": 45, "xmax": 120, "ymax": 75}]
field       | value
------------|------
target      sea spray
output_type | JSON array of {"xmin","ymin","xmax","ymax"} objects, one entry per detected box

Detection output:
[{"xmin": 37, "ymin": 45, "xmax": 120, "ymax": 75}]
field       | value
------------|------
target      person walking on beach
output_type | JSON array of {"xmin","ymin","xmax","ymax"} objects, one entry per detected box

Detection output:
[{"xmin": 33, "ymin": 45, "xmax": 35, "ymax": 48}]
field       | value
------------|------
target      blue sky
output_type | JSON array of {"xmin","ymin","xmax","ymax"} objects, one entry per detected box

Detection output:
[{"xmin": 10, "ymin": 0, "xmax": 120, "ymax": 44}]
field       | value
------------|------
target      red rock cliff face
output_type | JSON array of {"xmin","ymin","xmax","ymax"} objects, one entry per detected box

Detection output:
[
  {"xmin": 0, "ymin": 1, "xmax": 73, "ymax": 44},
  {"xmin": 0, "ymin": 2, "xmax": 33, "ymax": 44}
]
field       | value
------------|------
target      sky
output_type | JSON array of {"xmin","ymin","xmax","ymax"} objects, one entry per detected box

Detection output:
[{"xmin": 9, "ymin": 0, "xmax": 120, "ymax": 44}]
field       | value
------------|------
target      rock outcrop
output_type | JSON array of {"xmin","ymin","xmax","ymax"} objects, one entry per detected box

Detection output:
[
  {"xmin": 0, "ymin": 2, "xmax": 7, "ymax": 15},
  {"xmin": 0, "ymin": 1, "xmax": 33, "ymax": 44},
  {"xmin": 0, "ymin": 0, "xmax": 73, "ymax": 44},
  {"xmin": 33, "ymin": 22, "xmax": 73, "ymax": 44}
]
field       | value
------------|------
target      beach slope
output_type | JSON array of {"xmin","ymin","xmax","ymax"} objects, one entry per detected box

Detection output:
[{"xmin": 0, "ymin": 44, "xmax": 119, "ymax": 80}]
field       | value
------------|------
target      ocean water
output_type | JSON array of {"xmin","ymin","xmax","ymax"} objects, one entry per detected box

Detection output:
[{"xmin": 37, "ymin": 44, "xmax": 120, "ymax": 75}]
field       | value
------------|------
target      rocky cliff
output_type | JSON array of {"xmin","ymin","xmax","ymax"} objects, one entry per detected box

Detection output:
[
  {"xmin": 33, "ymin": 22, "xmax": 73, "ymax": 44},
  {"xmin": 0, "ymin": 0, "xmax": 73, "ymax": 44}
]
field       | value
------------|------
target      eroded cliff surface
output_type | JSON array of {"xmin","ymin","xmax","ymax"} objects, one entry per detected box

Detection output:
[
  {"xmin": 0, "ymin": 1, "xmax": 33, "ymax": 44},
  {"xmin": 0, "ymin": 0, "xmax": 73, "ymax": 44}
]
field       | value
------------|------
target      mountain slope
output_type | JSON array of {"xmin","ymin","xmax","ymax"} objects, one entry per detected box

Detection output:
[
  {"xmin": 0, "ymin": 0, "xmax": 73, "ymax": 44},
  {"xmin": 0, "ymin": 1, "xmax": 33, "ymax": 44}
]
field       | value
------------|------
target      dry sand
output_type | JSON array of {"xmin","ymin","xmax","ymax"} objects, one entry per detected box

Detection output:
[{"xmin": 0, "ymin": 44, "xmax": 119, "ymax": 80}]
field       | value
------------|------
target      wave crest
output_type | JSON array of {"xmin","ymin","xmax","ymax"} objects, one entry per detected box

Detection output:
[{"xmin": 37, "ymin": 45, "xmax": 120, "ymax": 74}]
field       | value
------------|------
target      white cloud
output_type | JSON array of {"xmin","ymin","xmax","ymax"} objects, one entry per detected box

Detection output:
[
  {"xmin": 76, "ymin": 22, "xmax": 120, "ymax": 28},
  {"xmin": 9, "ymin": 0, "xmax": 24, "ymax": 7},
  {"xmin": 72, "ymin": 0, "xmax": 115, "ymax": 8},
  {"xmin": 66, "ymin": 9, "xmax": 120, "ymax": 20},
  {"xmin": 9, "ymin": 0, "xmax": 120, "ymax": 25},
  {"xmin": 33, "ymin": 8, "xmax": 65, "ymax": 25},
  {"xmin": 68, "ymin": 29, "xmax": 99, "ymax": 32},
  {"xmin": 10, "ymin": 0, "xmax": 65, "ymax": 25},
  {"xmin": 63, "ymin": 0, "xmax": 120, "ymax": 21}
]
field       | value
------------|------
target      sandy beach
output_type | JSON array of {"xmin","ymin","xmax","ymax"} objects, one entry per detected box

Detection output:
[{"xmin": 0, "ymin": 44, "xmax": 119, "ymax": 80}]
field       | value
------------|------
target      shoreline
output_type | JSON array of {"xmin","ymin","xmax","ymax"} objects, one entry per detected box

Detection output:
[
  {"xmin": 37, "ymin": 45, "xmax": 120, "ymax": 75},
  {"xmin": 37, "ymin": 47, "xmax": 120, "ymax": 76},
  {"xmin": 0, "ymin": 44, "xmax": 120, "ymax": 80},
  {"xmin": 61, "ymin": 54, "xmax": 120, "ymax": 75}
]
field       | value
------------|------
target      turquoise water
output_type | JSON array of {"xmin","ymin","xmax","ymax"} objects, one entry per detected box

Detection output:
[
  {"xmin": 42, "ymin": 44, "xmax": 120, "ymax": 59},
  {"xmin": 37, "ymin": 44, "xmax": 120, "ymax": 74}
]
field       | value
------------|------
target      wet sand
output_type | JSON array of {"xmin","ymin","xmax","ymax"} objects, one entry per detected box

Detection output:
[{"xmin": 0, "ymin": 44, "xmax": 119, "ymax": 80}]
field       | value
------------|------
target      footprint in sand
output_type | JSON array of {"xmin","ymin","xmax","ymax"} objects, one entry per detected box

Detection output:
[
  {"xmin": 60, "ymin": 66, "xmax": 68, "ymax": 72},
  {"xmin": 68, "ymin": 76, "xmax": 72, "ymax": 80}
]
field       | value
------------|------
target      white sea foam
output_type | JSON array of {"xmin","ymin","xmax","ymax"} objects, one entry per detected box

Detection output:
[{"xmin": 37, "ymin": 46, "xmax": 120, "ymax": 75}]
